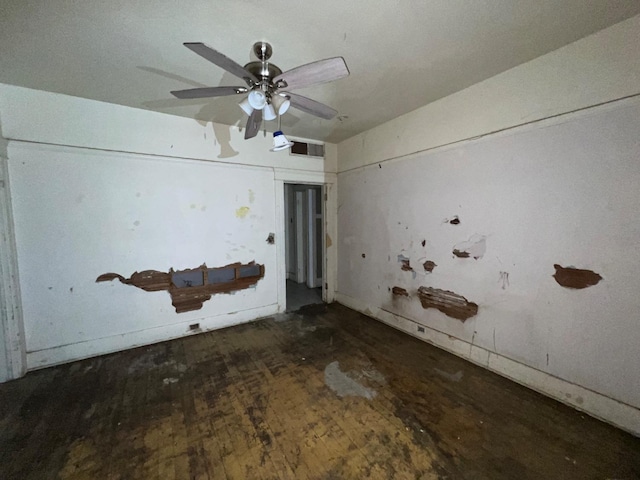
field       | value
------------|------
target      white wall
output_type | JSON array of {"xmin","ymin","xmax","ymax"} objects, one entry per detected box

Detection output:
[
  {"xmin": 336, "ymin": 17, "xmax": 640, "ymax": 436},
  {"xmin": 339, "ymin": 14, "xmax": 640, "ymax": 173},
  {"xmin": 0, "ymin": 83, "xmax": 337, "ymax": 372}
]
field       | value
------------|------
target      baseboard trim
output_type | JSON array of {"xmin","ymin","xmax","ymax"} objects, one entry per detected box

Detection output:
[
  {"xmin": 26, "ymin": 303, "xmax": 279, "ymax": 370},
  {"xmin": 335, "ymin": 292, "xmax": 640, "ymax": 437}
]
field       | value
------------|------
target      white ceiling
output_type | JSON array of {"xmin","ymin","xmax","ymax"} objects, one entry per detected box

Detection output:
[{"xmin": 1, "ymin": 1, "xmax": 639, "ymax": 143}]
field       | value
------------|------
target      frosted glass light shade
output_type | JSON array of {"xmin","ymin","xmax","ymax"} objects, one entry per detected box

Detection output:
[
  {"xmin": 263, "ymin": 104, "xmax": 276, "ymax": 121},
  {"xmin": 248, "ymin": 90, "xmax": 267, "ymax": 110},
  {"xmin": 271, "ymin": 94, "xmax": 290, "ymax": 115},
  {"xmin": 239, "ymin": 97, "xmax": 253, "ymax": 116}
]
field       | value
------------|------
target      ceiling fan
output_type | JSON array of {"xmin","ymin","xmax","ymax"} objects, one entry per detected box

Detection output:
[{"xmin": 171, "ymin": 41, "xmax": 349, "ymax": 140}]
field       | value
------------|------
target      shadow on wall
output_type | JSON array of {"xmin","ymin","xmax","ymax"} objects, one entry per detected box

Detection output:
[
  {"xmin": 137, "ymin": 40, "xmax": 310, "ymax": 158},
  {"xmin": 138, "ymin": 66, "xmax": 240, "ymax": 159}
]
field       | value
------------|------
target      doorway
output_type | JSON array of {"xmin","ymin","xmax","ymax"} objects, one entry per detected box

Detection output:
[{"xmin": 284, "ymin": 183, "xmax": 324, "ymax": 311}]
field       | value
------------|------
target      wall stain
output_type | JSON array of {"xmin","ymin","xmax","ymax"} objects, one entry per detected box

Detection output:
[
  {"xmin": 235, "ymin": 206, "xmax": 250, "ymax": 218},
  {"xmin": 452, "ymin": 234, "xmax": 486, "ymax": 260},
  {"xmin": 392, "ymin": 287, "xmax": 409, "ymax": 297},
  {"xmin": 96, "ymin": 262, "xmax": 265, "ymax": 313},
  {"xmin": 423, "ymin": 261, "xmax": 437, "ymax": 273},
  {"xmin": 499, "ymin": 271, "xmax": 510, "ymax": 290},
  {"xmin": 552, "ymin": 264, "xmax": 602, "ymax": 289},
  {"xmin": 416, "ymin": 287, "xmax": 478, "ymax": 321}
]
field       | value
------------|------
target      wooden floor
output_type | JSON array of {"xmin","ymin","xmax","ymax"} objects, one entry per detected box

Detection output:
[{"xmin": 1, "ymin": 304, "xmax": 639, "ymax": 480}]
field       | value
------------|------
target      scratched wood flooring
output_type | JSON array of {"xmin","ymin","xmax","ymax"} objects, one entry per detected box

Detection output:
[{"xmin": 1, "ymin": 303, "xmax": 639, "ymax": 480}]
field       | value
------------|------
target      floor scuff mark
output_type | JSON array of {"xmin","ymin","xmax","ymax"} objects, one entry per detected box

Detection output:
[
  {"xmin": 324, "ymin": 361, "xmax": 378, "ymax": 400},
  {"xmin": 433, "ymin": 368, "xmax": 463, "ymax": 382}
]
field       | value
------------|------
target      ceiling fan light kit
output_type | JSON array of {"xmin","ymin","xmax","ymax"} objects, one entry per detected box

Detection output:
[
  {"xmin": 271, "ymin": 94, "xmax": 291, "ymax": 115},
  {"xmin": 238, "ymin": 97, "xmax": 254, "ymax": 116},
  {"xmin": 263, "ymin": 103, "xmax": 277, "ymax": 121},
  {"xmin": 270, "ymin": 130, "xmax": 295, "ymax": 152},
  {"xmin": 170, "ymin": 41, "xmax": 349, "ymax": 146}
]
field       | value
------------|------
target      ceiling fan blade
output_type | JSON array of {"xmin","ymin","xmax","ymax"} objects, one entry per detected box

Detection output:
[
  {"xmin": 170, "ymin": 86, "xmax": 247, "ymax": 99},
  {"xmin": 274, "ymin": 57, "xmax": 349, "ymax": 91},
  {"xmin": 245, "ymin": 108, "xmax": 262, "ymax": 139},
  {"xmin": 184, "ymin": 42, "xmax": 258, "ymax": 84},
  {"xmin": 286, "ymin": 93, "xmax": 338, "ymax": 120}
]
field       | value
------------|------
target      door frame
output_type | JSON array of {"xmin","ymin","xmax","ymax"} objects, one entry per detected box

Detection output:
[
  {"xmin": 274, "ymin": 170, "xmax": 336, "ymax": 313},
  {"xmin": 0, "ymin": 153, "xmax": 27, "ymax": 382}
]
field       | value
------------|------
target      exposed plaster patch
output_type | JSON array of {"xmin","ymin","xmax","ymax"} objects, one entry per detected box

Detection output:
[
  {"xmin": 423, "ymin": 261, "xmax": 437, "ymax": 273},
  {"xmin": 397, "ymin": 254, "xmax": 412, "ymax": 270},
  {"xmin": 453, "ymin": 234, "xmax": 486, "ymax": 260},
  {"xmin": 392, "ymin": 286, "xmax": 409, "ymax": 297},
  {"xmin": 326, "ymin": 233, "xmax": 333, "ymax": 248},
  {"xmin": 553, "ymin": 264, "xmax": 602, "ymax": 289},
  {"xmin": 416, "ymin": 286, "xmax": 478, "ymax": 321},
  {"xmin": 96, "ymin": 262, "xmax": 265, "ymax": 313}
]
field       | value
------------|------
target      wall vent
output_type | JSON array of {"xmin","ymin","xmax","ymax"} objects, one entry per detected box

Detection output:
[{"xmin": 290, "ymin": 141, "xmax": 325, "ymax": 158}]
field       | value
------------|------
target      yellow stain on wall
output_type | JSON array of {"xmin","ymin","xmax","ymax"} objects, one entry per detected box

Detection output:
[{"xmin": 235, "ymin": 206, "xmax": 250, "ymax": 219}]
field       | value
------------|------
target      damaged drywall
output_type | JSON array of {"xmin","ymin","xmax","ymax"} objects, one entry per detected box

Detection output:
[
  {"xmin": 392, "ymin": 287, "xmax": 409, "ymax": 297},
  {"xmin": 423, "ymin": 261, "xmax": 437, "ymax": 273},
  {"xmin": 452, "ymin": 234, "xmax": 486, "ymax": 259},
  {"xmin": 416, "ymin": 286, "xmax": 478, "ymax": 321},
  {"xmin": 96, "ymin": 262, "xmax": 265, "ymax": 313},
  {"xmin": 552, "ymin": 264, "xmax": 602, "ymax": 289},
  {"xmin": 398, "ymin": 254, "xmax": 413, "ymax": 272}
]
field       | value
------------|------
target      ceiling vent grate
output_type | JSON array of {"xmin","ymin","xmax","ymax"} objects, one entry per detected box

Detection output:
[{"xmin": 290, "ymin": 141, "xmax": 325, "ymax": 158}]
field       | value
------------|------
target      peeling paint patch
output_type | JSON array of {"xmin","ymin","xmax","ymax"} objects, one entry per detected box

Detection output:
[
  {"xmin": 553, "ymin": 264, "xmax": 602, "ymax": 289},
  {"xmin": 235, "ymin": 206, "xmax": 250, "ymax": 218},
  {"xmin": 416, "ymin": 286, "xmax": 478, "ymax": 321},
  {"xmin": 421, "ymin": 239, "xmax": 426, "ymax": 247},
  {"xmin": 397, "ymin": 254, "xmax": 412, "ymax": 271},
  {"xmin": 433, "ymin": 368, "xmax": 463, "ymax": 382},
  {"xmin": 423, "ymin": 261, "xmax": 437, "ymax": 273},
  {"xmin": 453, "ymin": 234, "xmax": 486, "ymax": 260},
  {"xmin": 392, "ymin": 286, "xmax": 409, "ymax": 297},
  {"xmin": 266, "ymin": 233, "xmax": 275, "ymax": 244},
  {"xmin": 96, "ymin": 262, "xmax": 265, "ymax": 313},
  {"xmin": 324, "ymin": 361, "xmax": 378, "ymax": 400},
  {"xmin": 326, "ymin": 233, "xmax": 333, "ymax": 248}
]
